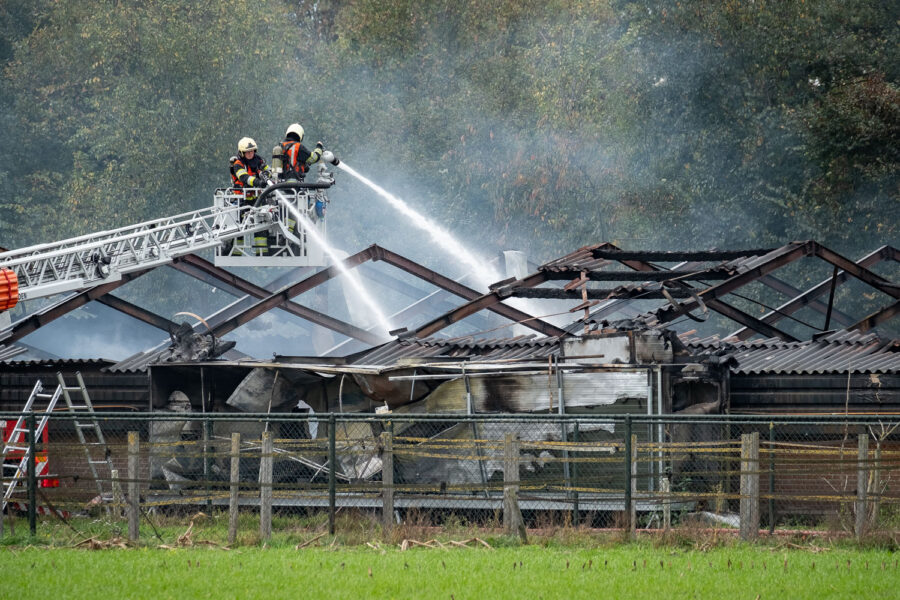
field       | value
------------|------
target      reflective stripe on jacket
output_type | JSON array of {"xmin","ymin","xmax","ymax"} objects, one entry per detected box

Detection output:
[
  {"xmin": 232, "ymin": 154, "xmax": 269, "ymax": 188},
  {"xmin": 280, "ymin": 140, "xmax": 323, "ymax": 180}
]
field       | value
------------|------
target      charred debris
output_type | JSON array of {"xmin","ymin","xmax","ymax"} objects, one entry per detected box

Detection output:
[
  {"xmin": 142, "ymin": 240, "xmax": 898, "ymax": 418},
  {"xmin": 1, "ymin": 241, "xmax": 898, "ymax": 489}
]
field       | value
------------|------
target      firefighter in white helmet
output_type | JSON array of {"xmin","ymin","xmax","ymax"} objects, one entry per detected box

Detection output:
[{"xmin": 275, "ymin": 124, "xmax": 325, "ymax": 182}]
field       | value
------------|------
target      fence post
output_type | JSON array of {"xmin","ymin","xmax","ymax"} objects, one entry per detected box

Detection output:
[
  {"xmin": 503, "ymin": 433, "xmax": 524, "ymax": 539},
  {"xmin": 740, "ymin": 432, "xmax": 760, "ymax": 541},
  {"xmin": 127, "ymin": 431, "xmax": 140, "ymax": 542},
  {"xmin": 259, "ymin": 431, "xmax": 273, "ymax": 541},
  {"xmin": 768, "ymin": 422, "xmax": 776, "ymax": 533},
  {"xmin": 855, "ymin": 434, "xmax": 869, "ymax": 540},
  {"xmin": 228, "ymin": 432, "xmax": 241, "ymax": 545},
  {"xmin": 26, "ymin": 413, "xmax": 36, "ymax": 536},
  {"xmin": 204, "ymin": 417, "xmax": 213, "ymax": 513},
  {"xmin": 381, "ymin": 430, "xmax": 394, "ymax": 535},
  {"xmin": 630, "ymin": 434, "xmax": 637, "ymax": 539},
  {"xmin": 111, "ymin": 469, "xmax": 123, "ymax": 518},
  {"xmin": 623, "ymin": 416, "xmax": 632, "ymax": 538},
  {"xmin": 572, "ymin": 422, "xmax": 579, "ymax": 527},
  {"xmin": 661, "ymin": 477, "xmax": 671, "ymax": 531},
  {"xmin": 871, "ymin": 437, "xmax": 882, "ymax": 530},
  {"xmin": 328, "ymin": 414, "xmax": 336, "ymax": 536}
]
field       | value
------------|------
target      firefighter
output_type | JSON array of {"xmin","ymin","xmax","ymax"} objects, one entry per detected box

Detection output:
[
  {"xmin": 276, "ymin": 123, "xmax": 324, "ymax": 182},
  {"xmin": 230, "ymin": 137, "xmax": 273, "ymax": 256},
  {"xmin": 272, "ymin": 123, "xmax": 326, "ymax": 236},
  {"xmin": 232, "ymin": 137, "xmax": 272, "ymax": 194}
]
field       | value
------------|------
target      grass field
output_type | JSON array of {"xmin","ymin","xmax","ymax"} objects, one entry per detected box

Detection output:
[
  {"xmin": 1, "ymin": 512, "xmax": 897, "ymax": 598},
  {"xmin": 2, "ymin": 543, "xmax": 897, "ymax": 599}
]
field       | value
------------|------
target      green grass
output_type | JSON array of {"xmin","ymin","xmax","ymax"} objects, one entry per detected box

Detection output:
[
  {"xmin": 1, "ymin": 512, "xmax": 897, "ymax": 598},
  {"xmin": 2, "ymin": 544, "xmax": 897, "ymax": 599}
]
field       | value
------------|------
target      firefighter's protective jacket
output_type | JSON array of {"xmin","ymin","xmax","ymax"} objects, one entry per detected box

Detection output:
[
  {"xmin": 279, "ymin": 139, "xmax": 323, "ymax": 181},
  {"xmin": 231, "ymin": 154, "xmax": 270, "ymax": 189}
]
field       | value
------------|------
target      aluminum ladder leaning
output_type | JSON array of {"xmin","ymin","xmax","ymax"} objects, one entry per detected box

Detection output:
[
  {"xmin": 56, "ymin": 371, "xmax": 115, "ymax": 513},
  {"xmin": 2, "ymin": 379, "xmax": 62, "ymax": 510}
]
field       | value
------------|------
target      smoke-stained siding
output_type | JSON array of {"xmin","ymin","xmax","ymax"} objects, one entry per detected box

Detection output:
[
  {"xmin": 0, "ymin": 358, "xmax": 149, "ymax": 410},
  {"xmin": 393, "ymin": 370, "xmax": 650, "ymax": 414}
]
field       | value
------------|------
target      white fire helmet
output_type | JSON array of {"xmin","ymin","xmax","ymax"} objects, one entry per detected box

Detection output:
[{"xmin": 285, "ymin": 123, "xmax": 304, "ymax": 141}]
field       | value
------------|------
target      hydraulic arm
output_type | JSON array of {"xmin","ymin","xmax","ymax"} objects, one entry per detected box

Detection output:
[{"xmin": 0, "ymin": 177, "xmax": 334, "ymax": 308}]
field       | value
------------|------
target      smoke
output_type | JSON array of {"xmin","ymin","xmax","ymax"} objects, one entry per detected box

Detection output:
[
  {"xmin": 18, "ymin": 302, "xmax": 165, "ymax": 360},
  {"xmin": 5, "ymin": 3, "xmax": 896, "ymax": 359}
]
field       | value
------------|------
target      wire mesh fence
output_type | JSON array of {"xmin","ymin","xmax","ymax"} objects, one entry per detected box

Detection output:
[{"xmin": 2, "ymin": 412, "xmax": 899, "ymax": 542}]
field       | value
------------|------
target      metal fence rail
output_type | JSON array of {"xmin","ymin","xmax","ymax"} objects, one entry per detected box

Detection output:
[{"xmin": 2, "ymin": 412, "xmax": 899, "ymax": 542}]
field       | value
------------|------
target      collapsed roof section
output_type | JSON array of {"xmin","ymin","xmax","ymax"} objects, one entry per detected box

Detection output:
[
  {"xmin": 323, "ymin": 329, "xmax": 900, "ymax": 376},
  {"xmin": 485, "ymin": 241, "xmax": 898, "ymax": 342},
  {"xmin": 0, "ymin": 240, "xmax": 896, "ymax": 371}
]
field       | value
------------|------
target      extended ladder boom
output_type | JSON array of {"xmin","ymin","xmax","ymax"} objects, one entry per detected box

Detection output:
[{"xmin": 0, "ymin": 202, "xmax": 274, "ymax": 302}]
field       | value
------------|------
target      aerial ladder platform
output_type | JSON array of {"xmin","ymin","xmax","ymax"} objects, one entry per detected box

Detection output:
[{"xmin": 0, "ymin": 165, "xmax": 337, "ymax": 311}]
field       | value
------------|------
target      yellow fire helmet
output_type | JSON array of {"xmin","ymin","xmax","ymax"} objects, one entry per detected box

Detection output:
[{"xmin": 238, "ymin": 137, "xmax": 258, "ymax": 154}]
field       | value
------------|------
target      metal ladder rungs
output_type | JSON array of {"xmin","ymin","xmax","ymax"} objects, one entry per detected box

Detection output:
[
  {"xmin": 1, "ymin": 379, "xmax": 61, "ymax": 511},
  {"xmin": 55, "ymin": 371, "xmax": 113, "ymax": 515}
]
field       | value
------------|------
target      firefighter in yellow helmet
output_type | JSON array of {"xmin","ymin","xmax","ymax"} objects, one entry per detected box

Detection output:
[
  {"xmin": 230, "ymin": 137, "xmax": 273, "ymax": 256},
  {"xmin": 231, "ymin": 137, "xmax": 272, "ymax": 194}
]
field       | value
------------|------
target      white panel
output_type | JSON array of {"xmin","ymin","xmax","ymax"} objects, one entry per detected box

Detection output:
[
  {"xmin": 562, "ymin": 336, "xmax": 630, "ymax": 363},
  {"xmin": 471, "ymin": 370, "xmax": 648, "ymax": 411}
]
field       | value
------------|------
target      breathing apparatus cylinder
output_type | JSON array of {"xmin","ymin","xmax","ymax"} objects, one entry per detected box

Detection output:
[{"xmin": 271, "ymin": 145, "xmax": 284, "ymax": 178}]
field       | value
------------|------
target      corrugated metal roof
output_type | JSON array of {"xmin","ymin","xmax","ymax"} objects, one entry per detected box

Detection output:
[
  {"xmin": 106, "ymin": 350, "xmax": 159, "ymax": 373},
  {"xmin": 352, "ymin": 334, "xmax": 560, "ymax": 366},
  {"xmin": 0, "ymin": 357, "xmax": 117, "ymax": 368},
  {"xmin": 106, "ymin": 346, "xmax": 248, "ymax": 373},
  {"xmin": 353, "ymin": 329, "xmax": 900, "ymax": 374},
  {"xmin": 539, "ymin": 245, "xmax": 759, "ymax": 278},
  {"xmin": 539, "ymin": 244, "xmax": 613, "ymax": 274},
  {"xmin": 685, "ymin": 333, "xmax": 900, "ymax": 375}
]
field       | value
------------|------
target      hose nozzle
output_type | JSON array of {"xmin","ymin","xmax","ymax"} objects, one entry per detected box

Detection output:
[{"xmin": 322, "ymin": 150, "xmax": 340, "ymax": 166}]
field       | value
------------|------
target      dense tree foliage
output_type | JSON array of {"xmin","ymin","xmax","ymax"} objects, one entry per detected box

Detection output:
[{"xmin": 2, "ymin": 0, "xmax": 897, "ymax": 264}]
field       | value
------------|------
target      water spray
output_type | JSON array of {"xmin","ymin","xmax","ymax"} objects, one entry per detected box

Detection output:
[
  {"xmin": 279, "ymin": 199, "xmax": 394, "ymax": 339},
  {"xmin": 337, "ymin": 162, "xmax": 502, "ymax": 291},
  {"xmin": 336, "ymin": 162, "xmax": 559, "ymax": 332}
]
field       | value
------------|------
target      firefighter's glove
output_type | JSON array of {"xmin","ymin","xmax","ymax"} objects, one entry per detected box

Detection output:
[{"xmin": 316, "ymin": 141, "xmax": 324, "ymax": 150}]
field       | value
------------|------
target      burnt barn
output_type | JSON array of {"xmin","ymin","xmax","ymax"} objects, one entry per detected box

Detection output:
[
  {"xmin": 113, "ymin": 241, "xmax": 899, "ymax": 421},
  {"xmin": 1, "ymin": 241, "xmax": 898, "ymax": 507}
]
